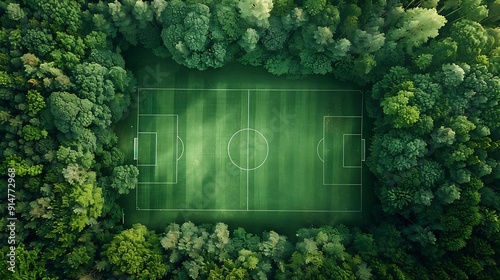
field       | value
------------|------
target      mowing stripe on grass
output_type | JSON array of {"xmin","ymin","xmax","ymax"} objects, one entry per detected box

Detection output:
[{"xmin": 135, "ymin": 88, "xmax": 363, "ymax": 212}]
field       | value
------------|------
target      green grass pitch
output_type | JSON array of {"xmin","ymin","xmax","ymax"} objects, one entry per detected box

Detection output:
[{"xmin": 134, "ymin": 88, "xmax": 364, "ymax": 212}]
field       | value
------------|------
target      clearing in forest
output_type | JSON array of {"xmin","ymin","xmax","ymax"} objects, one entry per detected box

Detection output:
[{"xmin": 134, "ymin": 88, "xmax": 364, "ymax": 212}]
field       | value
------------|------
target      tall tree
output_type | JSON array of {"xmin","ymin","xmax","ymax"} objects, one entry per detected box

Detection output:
[{"xmin": 103, "ymin": 223, "xmax": 168, "ymax": 279}]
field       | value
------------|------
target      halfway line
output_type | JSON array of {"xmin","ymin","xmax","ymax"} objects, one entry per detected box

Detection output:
[{"xmin": 246, "ymin": 90, "xmax": 250, "ymax": 210}]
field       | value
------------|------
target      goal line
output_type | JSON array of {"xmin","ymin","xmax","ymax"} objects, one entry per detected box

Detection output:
[{"xmin": 134, "ymin": 137, "xmax": 138, "ymax": 160}]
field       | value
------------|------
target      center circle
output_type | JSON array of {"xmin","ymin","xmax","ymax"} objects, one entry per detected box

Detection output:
[{"xmin": 228, "ymin": 128, "xmax": 269, "ymax": 171}]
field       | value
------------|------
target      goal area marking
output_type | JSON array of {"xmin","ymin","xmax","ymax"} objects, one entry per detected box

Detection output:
[{"xmin": 343, "ymin": 134, "xmax": 362, "ymax": 168}]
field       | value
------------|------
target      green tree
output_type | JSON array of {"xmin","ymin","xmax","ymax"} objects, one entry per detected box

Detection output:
[
  {"xmin": 0, "ymin": 110, "xmax": 10, "ymax": 124},
  {"xmin": 211, "ymin": 222, "xmax": 231, "ymax": 254},
  {"xmin": 238, "ymin": 0, "xmax": 274, "ymax": 28},
  {"xmin": 403, "ymin": 224, "xmax": 436, "ymax": 247},
  {"xmin": 451, "ymin": 0, "xmax": 489, "ymax": 22},
  {"xmin": 103, "ymin": 224, "xmax": 168, "ymax": 279},
  {"xmin": 299, "ymin": 50, "xmax": 333, "ymax": 75},
  {"xmin": 26, "ymin": 89, "xmax": 46, "ymax": 117},
  {"xmin": 183, "ymin": 5, "xmax": 211, "ymax": 52},
  {"xmin": 433, "ymin": 126, "xmax": 456, "ymax": 146},
  {"xmin": 388, "ymin": 7, "xmax": 446, "ymax": 53},
  {"xmin": 272, "ymin": 0, "xmax": 294, "ymax": 16},
  {"xmin": 91, "ymin": 12, "xmax": 117, "ymax": 37},
  {"xmin": 108, "ymin": 0, "xmax": 139, "ymax": 45},
  {"xmin": 132, "ymin": 0, "xmax": 154, "ymax": 29},
  {"xmin": 73, "ymin": 62, "xmax": 110, "ymax": 103},
  {"xmin": 0, "ymin": 244, "xmax": 54, "ymax": 280},
  {"xmin": 21, "ymin": 29, "xmax": 55, "ymax": 58},
  {"xmin": 282, "ymin": 7, "xmax": 309, "ymax": 30},
  {"xmin": 214, "ymin": 3, "xmax": 243, "ymax": 41},
  {"xmin": 436, "ymin": 182, "xmax": 461, "ymax": 204},
  {"xmin": 371, "ymin": 223, "xmax": 411, "ymax": 265},
  {"xmin": 339, "ymin": 4, "xmax": 362, "ymax": 35},
  {"xmin": 230, "ymin": 227, "xmax": 262, "ymax": 254},
  {"xmin": 351, "ymin": 28, "xmax": 386, "ymax": 54},
  {"xmin": 2, "ymin": 155, "xmax": 43, "ymax": 177},
  {"xmin": 426, "ymin": 37, "xmax": 458, "ymax": 66},
  {"xmin": 65, "ymin": 182, "xmax": 104, "ymax": 232},
  {"xmin": 303, "ymin": 0, "xmax": 326, "ymax": 16},
  {"xmin": 352, "ymin": 229, "xmax": 377, "ymax": 261},
  {"xmin": 6, "ymin": 3, "xmax": 26, "ymax": 21},
  {"xmin": 369, "ymin": 131, "xmax": 427, "ymax": 176},
  {"xmin": 381, "ymin": 89, "xmax": 420, "ymax": 128},
  {"xmin": 262, "ymin": 17, "xmax": 288, "ymax": 51},
  {"xmin": 48, "ymin": 91, "xmax": 94, "ymax": 134},
  {"xmin": 260, "ymin": 231, "xmax": 291, "ymax": 263},
  {"xmin": 26, "ymin": 0, "xmax": 83, "ymax": 33},
  {"xmin": 63, "ymin": 242, "xmax": 97, "ymax": 273},
  {"xmin": 449, "ymin": 115, "xmax": 476, "ymax": 143},
  {"xmin": 439, "ymin": 187, "xmax": 482, "ymax": 251},
  {"xmin": 239, "ymin": 28, "xmax": 260, "ymax": 52},
  {"xmin": 265, "ymin": 54, "xmax": 293, "ymax": 76},
  {"xmin": 442, "ymin": 63, "xmax": 465, "ymax": 87},
  {"xmin": 111, "ymin": 165, "xmax": 139, "ymax": 195},
  {"xmin": 313, "ymin": 26, "xmax": 334, "ymax": 47},
  {"xmin": 316, "ymin": 5, "xmax": 341, "ymax": 29},
  {"xmin": 450, "ymin": 19, "xmax": 490, "ymax": 62},
  {"xmin": 62, "ymin": 163, "xmax": 90, "ymax": 186},
  {"xmin": 237, "ymin": 249, "xmax": 260, "ymax": 270},
  {"xmin": 379, "ymin": 186, "xmax": 414, "ymax": 213},
  {"xmin": 22, "ymin": 124, "xmax": 48, "ymax": 141},
  {"xmin": 160, "ymin": 0, "xmax": 187, "ymax": 25},
  {"xmin": 353, "ymin": 53, "xmax": 377, "ymax": 77}
]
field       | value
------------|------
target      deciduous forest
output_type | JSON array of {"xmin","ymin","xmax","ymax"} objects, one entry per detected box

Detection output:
[{"xmin": 1, "ymin": 0, "xmax": 499, "ymax": 279}]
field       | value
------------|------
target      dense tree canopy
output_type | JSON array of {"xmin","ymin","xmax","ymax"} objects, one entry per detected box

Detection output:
[{"xmin": 0, "ymin": 0, "xmax": 499, "ymax": 279}]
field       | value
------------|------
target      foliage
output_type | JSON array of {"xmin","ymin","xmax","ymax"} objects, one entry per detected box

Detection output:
[
  {"xmin": 6, "ymin": 3, "xmax": 25, "ymax": 22},
  {"xmin": 110, "ymin": 165, "xmax": 139, "ymax": 195},
  {"xmin": 103, "ymin": 224, "xmax": 168, "ymax": 279},
  {"xmin": 238, "ymin": 0, "xmax": 274, "ymax": 28},
  {"xmin": 1, "ymin": 1, "xmax": 499, "ymax": 279},
  {"xmin": 387, "ymin": 7, "xmax": 446, "ymax": 53}
]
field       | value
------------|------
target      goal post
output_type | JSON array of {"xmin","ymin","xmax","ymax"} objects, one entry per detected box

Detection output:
[
  {"xmin": 134, "ymin": 137, "xmax": 138, "ymax": 160},
  {"xmin": 361, "ymin": 139, "xmax": 366, "ymax": 162}
]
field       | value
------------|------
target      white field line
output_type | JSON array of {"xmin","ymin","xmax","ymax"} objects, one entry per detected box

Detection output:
[
  {"xmin": 138, "ymin": 87, "xmax": 362, "ymax": 92},
  {"xmin": 323, "ymin": 116, "xmax": 363, "ymax": 185},
  {"xmin": 343, "ymin": 134, "xmax": 362, "ymax": 168},
  {"xmin": 136, "ymin": 89, "xmax": 364, "ymax": 212},
  {"xmin": 247, "ymin": 90, "xmax": 250, "ymax": 210}
]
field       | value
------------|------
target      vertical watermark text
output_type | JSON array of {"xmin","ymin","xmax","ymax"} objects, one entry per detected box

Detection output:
[{"xmin": 6, "ymin": 168, "xmax": 16, "ymax": 273}]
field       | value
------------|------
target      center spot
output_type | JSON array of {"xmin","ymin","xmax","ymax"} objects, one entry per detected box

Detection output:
[{"xmin": 228, "ymin": 128, "xmax": 269, "ymax": 171}]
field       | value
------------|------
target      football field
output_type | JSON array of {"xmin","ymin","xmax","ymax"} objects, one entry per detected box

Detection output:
[{"xmin": 134, "ymin": 88, "xmax": 364, "ymax": 212}]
